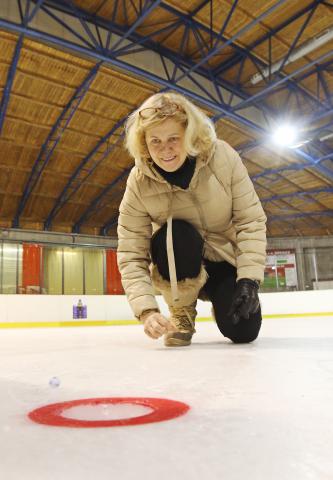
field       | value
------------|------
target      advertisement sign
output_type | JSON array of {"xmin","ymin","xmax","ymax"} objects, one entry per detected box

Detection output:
[{"xmin": 264, "ymin": 249, "xmax": 298, "ymax": 289}]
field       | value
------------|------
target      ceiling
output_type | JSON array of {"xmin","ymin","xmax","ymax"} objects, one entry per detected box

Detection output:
[{"xmin": 0, "ymin": 0, "xmax": 332, "ymax": 238}]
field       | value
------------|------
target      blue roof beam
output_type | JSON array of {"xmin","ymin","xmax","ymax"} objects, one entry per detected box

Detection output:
[
  {"xmin": 251, "ymin": 152, "xmax": 333, "ymax": 180},
  {"xmin": 0, "ymin": 35, "xmax": 23, "ymax": 134},
  {"xmin": 261, "ymin": 187, "xmax": 333, "ymax": 204},
  {"xmin": 213, "ymin": 0, "xmax": 320, "ymax": 76},
  {"xmin": 210, "ymin": 0, "xmax": 239, "ymax": 51},
  {"xmin": 227, "ymin": 50, "xmax": 333, "ymax": 115},
  {"xmin": 212, "ymin": 0, "xmax": 327, "ymax": 112},
  {"xmin": 35, "ymin": 0, "xmax": 324, "ymax": 116},
  {"xmin": 13, "ymin": 61, "xmax": 102, "ymax": 228},
  {"xmin": 267, "ymin": 211, "xmax": 333, "ymax": 222},
  {"xmin": 0, "ymin": 0, "xmax": 45, "ymax": 134},
  {"xmin": 2, "ymin": 14, "xmax": 331, "ymax": 180},
  {"xmin": 108, "ymin": 0, "xmax": 163, "ymax": 53},
  {"xmin": 72, "ymin": 167, "xmax": 131, "ymax": 234},
  {"xmin": 172, "ymin": 0, "xmax": 287, "ymax": 84},
  {"xmin": 272, "ymin": 4, "xmax": 318, "ymax": 78},
  {"xmin": 317, "ymin": 71, "xmax": 332, "ymax": 107},
  {"xmin": 188, "ymin": 0, "xmax": 212, "ymax": 18},
  {"xmin": 30, "ymin": 0, "xmax": 305, "ymax": 125},
  {"xmin": 101, "ymin": 217, "xmax": 118, "ymax": 237},
  {"xmin": 37, "ymin": 1, "xmax": 103, "ymax": 50},
  {"xmin": 2, "ymin": 0, "xmax": 331, "ymax": 232},
  {"xmin": 0, "ymin": 17, "xmax": 269, "ymax": 133},
  {"xmin": 44, "ymin": 118, "xmax": 127, "ymax": 230},
  {"xmin": 41, "ymin": 0, "xmax": 164, "ymax": 229}
]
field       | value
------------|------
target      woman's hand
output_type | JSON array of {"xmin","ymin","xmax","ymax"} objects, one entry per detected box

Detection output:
[{"xmin": 141, "ymin": 310, "xmax": 174, "ymax": 339}]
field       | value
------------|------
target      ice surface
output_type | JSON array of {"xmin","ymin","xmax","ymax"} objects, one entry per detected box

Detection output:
[
  {"xmin": 63, "ymin": 403, "xmax": 153, "ymax": 421},
  {"xmin": 1, "ymin": 315, "xmax": 333, "ymax": 480}
]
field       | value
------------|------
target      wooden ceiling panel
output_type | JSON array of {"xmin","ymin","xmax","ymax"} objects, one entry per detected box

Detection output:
[
  {"xmin": 7, "ymin": 95, "xmax": 59, "ymax": 127},
  {"xmin": 79, "ymin": 95, "xmax": 130, "ymax": 124},
  {"xmin": 52, "ymin": 202, "xmax": 92, "ymax": 223},
  {"xmin": 0, "ymin": 31, "xmax": 16, "ymax": 60},
  {"xmin": 12, "ymin": 70, "xmax": 73, "ymax": 106},
  {"xmin": 216, "ymin": 119, "xmax": 255, "ymax": 146},
  {"xmin": 46, "ymin": 150, "xmax": 86, "ymax": 175},
  {"xmin": 73, "ymin": 0, "xmax": 105, "ymax": 15},
  {"xmin": 244, "ymin": 146, "xmax": 298, "ymax": 169},
  {"xmin": 0, "ymin": 194, "xmax": 21, "ymax": 219},
  {"xmin": 84, "ymin": 204, "xmax": 119, "ymax": 225},
  {"xmin": 32, "ymin": 172, "xmax": 69, "ymax": 197},
  {"xmin": 2, "ymin": 117, "xmax": 48, "ymax": 146},
  {"xmin": 56, "ymin": 129, "xmax": 100, "ymax": 155},
  {"xmin": 22, "ymin": 195, "xmax": 59, "ymax": 221},
  {"xmin": 96, "ymin": 67, "xmax": 157, "ymax": 96},
  {"xmin": 22, "ymin": 39, "xmax": 94, "ymax": 80}
]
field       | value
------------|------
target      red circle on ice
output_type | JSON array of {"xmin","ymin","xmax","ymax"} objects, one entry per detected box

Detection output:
[{"xmin": 28, "ymin": 397, "xmax": 190, "ymax": 428}]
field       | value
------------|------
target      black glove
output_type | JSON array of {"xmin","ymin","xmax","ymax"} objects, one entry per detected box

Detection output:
[{"xmin": 228, "ymin": 279, "xmax": 260, "ymax": 325}]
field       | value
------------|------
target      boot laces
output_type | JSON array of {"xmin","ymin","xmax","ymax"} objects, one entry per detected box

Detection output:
[{"xmin": 171, "ymin": 306, "xmax": 196, "ymax": 332}]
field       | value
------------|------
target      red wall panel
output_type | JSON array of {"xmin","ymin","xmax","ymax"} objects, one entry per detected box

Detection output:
[
  {"xmin": 106, "ymin": 249, "xmax": 124, "ymax": 294},
  {"xmin": 22, "ymin": 244, "xmax": 42, "ymax": 293}
]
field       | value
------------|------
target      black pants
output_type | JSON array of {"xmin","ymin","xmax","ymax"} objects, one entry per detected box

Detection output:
[{"xmin": 151, "ymin": 219, "xmax": 262, "ymax": 343}]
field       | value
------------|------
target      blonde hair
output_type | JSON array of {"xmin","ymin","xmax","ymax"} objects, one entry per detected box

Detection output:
[{"xmin": 125, "ymin": 92, "xmax": 216, "ymax": 161}]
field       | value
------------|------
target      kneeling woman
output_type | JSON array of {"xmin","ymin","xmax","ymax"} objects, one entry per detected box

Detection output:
[{"xmin": 117, "ymin": 92, "xmax": 267, "ymax": 347}]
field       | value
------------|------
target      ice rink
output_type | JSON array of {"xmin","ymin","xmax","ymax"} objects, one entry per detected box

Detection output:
[{"xmin": 1, "ymin": 316, "xmax": 333, "ymax": 480}]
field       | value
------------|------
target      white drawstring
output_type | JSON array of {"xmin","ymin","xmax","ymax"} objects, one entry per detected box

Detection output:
[{"xmin": 166, "ymin": 215, "xmax": 179, "ymax": 304}]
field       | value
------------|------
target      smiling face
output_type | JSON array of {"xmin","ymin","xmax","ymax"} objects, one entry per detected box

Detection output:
[{"xmin": 145, "ymin": 118, "xmax": 187, "ymax": 172}]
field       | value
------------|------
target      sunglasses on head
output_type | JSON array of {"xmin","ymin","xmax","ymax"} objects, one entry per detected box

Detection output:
[{"xmin": 139, "ymin": 102, "xmax": 182, "ymax": 119}]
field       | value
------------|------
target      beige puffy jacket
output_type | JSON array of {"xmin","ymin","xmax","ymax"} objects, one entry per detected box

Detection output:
[{"xmin": 117, "ymin": 139, "xmax": 267, "ymax": 318}]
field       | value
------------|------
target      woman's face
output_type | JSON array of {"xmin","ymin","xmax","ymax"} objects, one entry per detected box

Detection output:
[{"xmin": 145, "ymin": 118, "xmax": 187, "ymax": 172}]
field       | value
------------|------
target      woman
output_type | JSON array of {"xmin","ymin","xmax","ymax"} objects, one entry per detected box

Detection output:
[{"xmin": 117, "ymin": 92, "xmax": 267, "ymax": 347}]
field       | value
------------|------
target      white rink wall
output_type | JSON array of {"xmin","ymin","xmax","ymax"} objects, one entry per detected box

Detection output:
[{"xmin": 0, "ymin": 290, "xmax": 332, "ymax": 325}]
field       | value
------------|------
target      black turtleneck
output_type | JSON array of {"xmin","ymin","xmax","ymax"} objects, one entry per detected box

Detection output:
[{"xmin": 153, "ymin": 157, "xmax": 196, "ymax": 190}]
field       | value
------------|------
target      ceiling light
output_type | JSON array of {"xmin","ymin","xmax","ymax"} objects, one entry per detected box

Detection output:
[{"xmin": 272, "ymin": 124, "xmax": 299, "ymax": 147}]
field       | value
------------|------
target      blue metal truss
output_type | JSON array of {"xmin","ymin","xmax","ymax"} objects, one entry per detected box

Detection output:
[
  {"xmin": 0, "ymin": 34, "xmax": 23, "ymax": 134},
  {"xmin": 11, "ymin": 0, "xmax": 163, "ymax": 228},
  {"xmin": 101, "ymin": 218, "xmax": 118, "ymax": 236},
  {"xmin": 260, "ymin": 182, "xmax": 331, "ymax": 230},
  {"xmin": 43, "ymin": 119, "xmax": 126, "ymax": 230},
  {"xmin": 252, "ymin": 152, "xmax": 333, "ymax": 180},
  {"xmin": 214, "ymin": 51, "xmax": 333, "ymax": 120},
  {"xmin": 72, "ymin": 167, "xmax": 131, "ymax": 234},
  {"xmin": 213, "ymin": 0, "xmax": 328, "ymax": 112},
  {"xmin": 0, "ymin": 0, "xmax": 331, "ymax": 233},
  {"xmin": 45, "ymin": 0, "xmax": 324, "ymax": 130},
  {"xmin": 0, "ymin": 0, "xmax": 45, "ymax": 133},
  {"xmin": 267, "ymin": 211, "xmax": 333, "ymax": 223},
  {"xmin": 34, "ymin": 0, "xmax": 283, "ymax": 118},
  {"xmin": 12, "ymin": 61, "xmax": 102, "ymax": 227},
  {"xmin": 213, "ymin": 0, "xmax": 320, "ymax": 75},
  {"xmin": 0, "ymin": 4, "xmax": 275, "ymax": 230},
  {"xmin": 261, "ymin": 187, "xmax": 333, "ymax": 204},
  {"xmin": 3, "ymin": 0, "xmax": 328, "ymax": 130}
]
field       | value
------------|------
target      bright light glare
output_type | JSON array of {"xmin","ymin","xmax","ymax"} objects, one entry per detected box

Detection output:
[{"xmin": 272, "ymin": 124, "xmax": 299, "ymax": 147}]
